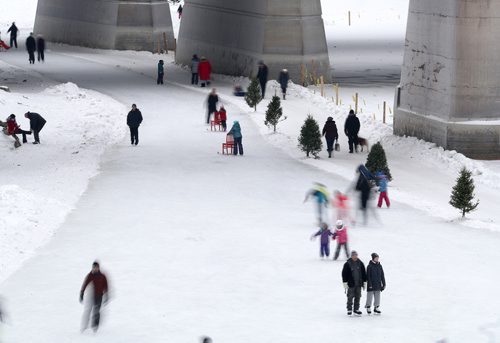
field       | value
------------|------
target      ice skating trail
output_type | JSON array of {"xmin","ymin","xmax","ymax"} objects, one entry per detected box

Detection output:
[{"xmin": 0, "ymin": 48, "xmax": 499, "ymax": 343}]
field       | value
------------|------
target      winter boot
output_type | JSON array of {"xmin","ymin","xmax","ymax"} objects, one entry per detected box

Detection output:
[
  {"xmin": 353, "ymin": 310, "xmax": 362, "ymax": 316},
  {"xmin": 374, "ymin": 307, "xmax": 381, "ymax": 314},
  {"xmin": 328, "ymin": 151, "xmax": 332, "ymax": 158},
  {"xmin": 347, "ymin": 311, "xmax": 352, "ymax": 316},
  {"xmin": 366, "ymin": 306, "xmax": 372, "ymax": 315}
]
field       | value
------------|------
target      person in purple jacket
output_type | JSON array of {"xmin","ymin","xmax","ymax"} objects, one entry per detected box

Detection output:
[{"xmin": 310, "ymin": 222, "xmax": 333, "ymax": 258}]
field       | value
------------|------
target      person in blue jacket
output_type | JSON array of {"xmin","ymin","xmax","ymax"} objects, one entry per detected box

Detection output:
[
  {"xmin": 304, "ymin": 183, "xmax": 329, "ymax": 224},
  {"xmin": 227, "ymin": 121, "xmax": 243, "ymax": 156},
  {"xmin": 310, "ymin": 222, "xmax": 333, "ymax": 258}
]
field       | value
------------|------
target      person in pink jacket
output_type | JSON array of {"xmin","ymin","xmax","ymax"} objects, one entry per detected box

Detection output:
[{"xmin": 332, "ymin": 220, "xmax": 349, "ymax": 260}]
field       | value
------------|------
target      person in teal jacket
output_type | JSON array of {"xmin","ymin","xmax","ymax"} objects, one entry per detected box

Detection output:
[
  {"xmin": 157, "ymin": 60, "xmax": 164, "ymax": 85},
  {"xmin": 228, "ymin": 121, "xmax": 243, "ymax": 155}
]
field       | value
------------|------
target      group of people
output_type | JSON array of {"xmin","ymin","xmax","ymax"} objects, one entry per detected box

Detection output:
[
  {"xmin": 320, "ymin": 109, "xmax": 362, "ymax": 158},
  {"xmin": 256, "ymin": 61, "xmax": 290, "ymax": 100},
  {"xmin": 1, "ymin": 112, "xmax": 47, "ymax": 148},
  {"xmin": 25, "ymin": 32, "xmax": 46, "ymax": 64},
  {"xmin": 190, "ymin": 54, "xmax": 212, "ymax": 87}
]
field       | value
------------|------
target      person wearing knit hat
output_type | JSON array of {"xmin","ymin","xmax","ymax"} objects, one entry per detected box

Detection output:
[
  {"xmin": 342, "ymin": 250, "xmax": 367, "ymax": 316},
  {"xmin": 365, "ymin": 252, "xmax": 386, "ymax": 315},
  {"xmin": 332, "ymin": 220, "xmax": 349, "ymax": 260}
]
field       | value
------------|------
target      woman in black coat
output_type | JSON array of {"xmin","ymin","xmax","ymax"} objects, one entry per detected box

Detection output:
[{"xmin": 322, "ymin": 117, "xmax": 338, "ymax": 158}]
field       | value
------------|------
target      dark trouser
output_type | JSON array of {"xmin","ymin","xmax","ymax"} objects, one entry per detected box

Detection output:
[
  {"xmin": 191, "ymin": 73, "xmax": 199, "ymax": 85},
  {"xmin": 360, "ymin": 191, "xmax": 370, "ymax": 210},
  {"xmin": 157, "ymin": 72, "xmax": 164, "ymax": 85},
  {"xmin": 82, "ymin": 296, "xmax": 103, "ymax": 331},
  {"xmin": 221, "ymin": 120, "xmax": 227, "ymax": 131},
  {"xmin": 10, "ymin": 36, "xmax": 17, "ymax": 48},
  {"xmin": 320, "ymin": 243, "xmax": 330, "ymax": 257},
  {"xmin": 347, "ymin": 134, "xmax": 358, "ymax": 153},
  {"xmin": 28, "ymin": 51, "xmax": 35, "ymax": 64},
  {"xmin": 207, "ymin": 108, "xmax": 216, "ymax": 124},
  {"xmin": 334, "ymin": 242, "xmax": 349, "ymax": 260},
  {"xmin": 15, "ymin": 128, "xmax": 31, "ymax": 143},
  {"xmin": 33, "ymin": 122, "xmax": 45, "ymax": 143},
  {"xmin": 129, "ymin": 126, "xmax": 139, "ymax": 145},
  {"xmin": 347, "ymin": 286, "xmax": 362, "ymax": 311},
  {"xmin": 281, "ymin": 86, "xmax": 287, "ymax": 100},
  {"xmin": 38, "ymin": 50, "xmax": 44, "ymax": 62},
  {"xmin": 260, "ymin": 80, "xmax": 267, "ymax": 98},
  {"xmin": 233, "ymin": 137, "xmax": 243, "ymax": 155}
]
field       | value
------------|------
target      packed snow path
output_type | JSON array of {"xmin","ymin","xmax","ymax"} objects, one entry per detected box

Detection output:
[{"xmin": 1, "ymin": 48, "xmax": 499, "ymax": 343}]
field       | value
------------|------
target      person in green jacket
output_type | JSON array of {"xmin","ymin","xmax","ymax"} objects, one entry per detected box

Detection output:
[
  {"xmin": 227, "ymin": 120, "xmax": 243, "ymax": 156},
  {"xmin": 157, "ymin": 60, "xmax": 164, "ymax": 85}
]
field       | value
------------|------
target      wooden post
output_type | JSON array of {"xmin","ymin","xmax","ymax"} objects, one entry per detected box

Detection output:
[
  {"xmin": 348, "ymin": 11, "xmax": 351, "ymax": 26},
  {"xmin": 355, "ymin": 93, "xmax": 358, "ymax": 113},
  {"xmin": 335, "ymin": 84, "xmax": 339, "ymax": 105},
  {"xmin": 320, "ymin": 76, "xmax": 324, "ymax": 97},
  {"xmin": 163, "ymin": 32, "xmax": 168, "ymax": 54},
  {"xmin": 157, "ymin": 35, "xmax": 161, "ymax": 54},
  {"xmin": 383, "ymin": 101, "xmax": 387, "ymax": 124}
]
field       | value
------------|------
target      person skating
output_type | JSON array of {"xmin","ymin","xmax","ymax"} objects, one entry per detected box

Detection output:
[
  {"xmin": 191, "ymin": 54, "xmax": 200, "ymax": 85},
  {"xmin": 227, "ymin": 120, "xmax": 243, "ymax": 155},
  {"xmin": 199, "ymin": 57, "xmax": 212, "ymax": 87},
  {"xmin": 256, "ymin": 61, "xmax": 268, "ymax": 98},
  {"xmin": 332, "ymin": 220, "xmax": 349, "ymax": 260},
  {"xmin": 322, "ymin": 116, "xmax": 338, "ymax": 158},
  {"xmin": 206, "ymin": 88, "xmax": 219, "ymax": 124},
  {"xmin": 342, "ymin": 250, "xmax": 367, "ymax": 316},
  {"xmin": 80, "ymin": 261, "xmax": 109, "ymax": 332},
  {"xmin": 310, "ymin": 222, "xmax": 333, "ymax": 258},
  {"xmin": 127, "ymin": 104, "xmax": 143, "ymax": 145},
  {"xmin": 278, "ymin": 69, "xmax": 289, "ymax": 100},
  {"xmin": 344, "ymin": 109, "xmax": 360, "ymax": 153},
  {"xmin": 332, "ymin": 190, "xmax": 354, "ymax": 225},
  {"xmin": 376, "ymin": 171, "xmax": 390, "ymax": 208},
  {"xmin": 7, "ymin": 22, "xmax": 18, "ymax": 48},
  {"xmin": 24, "ymin": 112, "xmax": 46, "ymax": 144},
  {"xmin": 304, "ymin": 183, "xmax": 329, "ymax": 224},
  {"xmin": 219, "ymin": 106, "xmax": 227, "ymax": 131},
  {"xmin": 25, "ymin": 33, "xmax": 36, "ymax": 64},
  {"xmin": 36, "ymin": 35, "xmax": 45, "ymax": 62},
  {"xmin": 365, "ymin": 253, "xmax": 385, "ymax": 315},
  {"xmin": 157, "ymin": 59, "xmax": 164, "ymax": 85},
  {"xmin": 354, "ymin": 164, "xmax": 375, "ymax": 224}
]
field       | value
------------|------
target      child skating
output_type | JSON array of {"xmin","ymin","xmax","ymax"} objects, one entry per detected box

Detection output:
[
  {"xmin": 332, "ymin": 220, "xmax": 349, "ymax": 260},
  {"xmin": 310, "ymin": 223, "xmax": 333, "ymax": 258}
]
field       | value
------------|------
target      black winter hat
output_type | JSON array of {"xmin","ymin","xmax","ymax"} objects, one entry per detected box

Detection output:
[{"xmin": 371, "ymin": 253, "xmax": 379, "ymax": 260}]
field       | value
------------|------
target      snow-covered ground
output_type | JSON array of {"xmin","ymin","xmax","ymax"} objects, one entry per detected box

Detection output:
[{"xmin": 1, "ymin": 1, "xmax": 500, "ymax": 342}]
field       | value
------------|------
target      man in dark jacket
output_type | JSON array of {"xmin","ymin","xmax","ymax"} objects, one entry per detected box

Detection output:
[
  {"xmin": 127, "ymin": 104, "xmax": 143, "ymax": 145},
  {"xmin": 365, "ymin": 253, "xmax": 385, "ymax": 314},
  {"xmin": 36, "ymin": 35, "xmax": 45, "ymax": 62},
  {"xmin": 7, "ymin": 22, "xmax": 18, "ymax": 48},
  {"xmin": 342, "ymin": 250, "xmax": 367, "ymax": 316},
  {"xmin": 278, "ymin": 69, "xmax": 289, "ymax": 100},
  {"xmin": 25, "ymin": 33, "xmax": 36, "ymax": 64},
  {"xmin": 24, "ymin": 112, "xmax": 46, "ymax": 144},
  {"xmin": 322, "ymin": 116, "xmax": 338, "ymax": 158},
  {"xmin": 344, "ymin": 109, "xmax": 360, "ymax": 153},
  {"xmin": 206, "ymin": 88, "xmax": 219, "ymax": 124},
  {"xmin": 80, "ymin": 261, "xmax": 109, "ymax": 332},
  {"xmin": 256, "ymin": 61, "xmax": 269, "ymax": 98}
]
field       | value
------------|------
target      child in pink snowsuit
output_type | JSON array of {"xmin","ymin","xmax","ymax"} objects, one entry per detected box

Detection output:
[{"xmin": 332, "ymin": 220, "xmax": 349, "ymax": 260}]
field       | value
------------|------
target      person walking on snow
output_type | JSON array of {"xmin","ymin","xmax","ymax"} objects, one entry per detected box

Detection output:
[
  {"xmin": 191, "ymin": 54, "xmax": 200, "ymax": 85},
  {"xmin": 219, "ymin": 106, "xmax": 227, "ymax": 131},
  {"xmin": 344, "ymin": 109, "xmax": 360, "ymax": 153},
  {"xmin": 227, "ymin": 120, "xmax": 243, "ymax": 155},
  {"xmin": 24, "ymin": 112, "xmax": 46, "ymax": 144},
  {"xmin": 206, "ymin": 88, "xmax": 219, "ymax": 124},
  {"xmin": 310, "ymin": 222, "xmax": 333, "ymax": 258},
  {"xmin": 36, "ymin": 35, "xmax": 45, "ymax": 62},
  {"xmin": 177, "ymin": 5, "xmax": 183, "ymax": 19},
  {"xmin": 332, "ymin": 220, "xmax": 349, "ymax": 260},
  {"xmin": 127, "ymin": 104, "xmax": 143, "ymax": 145},
  {"xmin": 304, "ymin": 183, "xmax": 329, "ymax": 224},
  {"xmin": 278, "ymin": 69, "xmax": 289, "ymax": 100},
  {"xmin": 26, "ymin": 33, "xmax": 36, "ymax": 64},
  {"xmin": 157, "ymin": 59, "xmax": 164, "ymax": 85},
  {"xmin": 322, "ymin": 116, "xmax": 338, "ymax": 158},
  {"xmin": 342, "ymin": 250, "xmax": 367, "ymax": 316},
  {"xmin": 7, "ymin": 22, "xmax": 18, "ymax": 48},
  {"xmin": 256, "ymin": 61, "xmax": 269, "ymax": 98},
  {"xmin": 365, "ymin": 252, "xmax": 385, "ymax": 315},
  {"xmin": 80, "ymin": 261, "xmax": 109, "ymax": 332},
  {"xmin": 199, "ymin": 57, "xmax": 212, "ymax": 87},
  {"xmin": 376, "ymin": 172, "xmax": 390, "ymax": 208}
]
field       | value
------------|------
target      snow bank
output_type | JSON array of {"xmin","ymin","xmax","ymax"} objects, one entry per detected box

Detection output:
[{"xmin": 0, "ymin": 80, "xmax": 127, "ymax": 282}]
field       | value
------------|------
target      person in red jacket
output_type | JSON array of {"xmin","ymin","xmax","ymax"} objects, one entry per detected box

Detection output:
[
  {"xmin": 332, "ymin": 220, "xmax": 349, "ymax": 260},
  {"xmin": 80, "ymin": 261, "xmax": 109, "ymax": 332},
  {"xmin": 5, "ymin": 114, "xmax": 30, "ymax": 148},
  {"xmin": 219, "ymin": 106, "xmax": 227, "ymax": 131},
  {"xmin": 198, "ymin": 57, "xmax": 212, "ymax": 87}
]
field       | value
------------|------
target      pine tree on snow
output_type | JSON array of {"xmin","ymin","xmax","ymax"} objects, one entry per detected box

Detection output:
[
  {"xmin": 366, "ymin": 142, "xmax": 392, "ymax": 180},
  {"xmin": 265, "ymin": 96, "xmax": 284, "ymax": 132},
  {"xmin": 449, "ymin": 167, "xmax": 479, "ymax": 218},
  {"xmin": 245, "ymin": 78, "xmax": 262, "ymax": 111},
  {"xmin": 298, "ymin": 115, "xmax": 322, "ymax": 158}
]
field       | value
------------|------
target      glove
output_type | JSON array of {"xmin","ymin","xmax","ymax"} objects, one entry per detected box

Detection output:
[
  {"xmin": 343, "ymin": 282, "xmax": 348, "ymax": 290},
  {"xmin": 381, "ymin": 286, "xmax": 385, "ymax": 292},
  {"xmin": 363, "ymin": 282, "xmax": 367, "ymax": 291},
  {"xmin": 79, "ymin": 293, "xmax": 83, "ymax": 303}
]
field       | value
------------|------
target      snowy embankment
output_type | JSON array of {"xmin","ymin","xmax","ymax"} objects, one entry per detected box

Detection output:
[{"xmin": 0, "ymin": 64, "xmax": 127, "ymax": 282}]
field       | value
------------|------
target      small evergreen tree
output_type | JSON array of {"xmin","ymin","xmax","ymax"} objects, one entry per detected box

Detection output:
[
  {"xmin": 245, "ymin": 78, "xmax": 262, "ymax": 111},
  {"xmin": 298, "ymin": 115, "xmax": 322, "ymax": 158},
  {"xmin": 265, "ymin": 96, "xmax": 283, "ymax": 132},
  {"xmin": 449, "ymin": 168, "xmax": 479, "ymax": 218},
  {"xmin": 366, "ymin": 142, "xmax": 392, "ymax": 180}
]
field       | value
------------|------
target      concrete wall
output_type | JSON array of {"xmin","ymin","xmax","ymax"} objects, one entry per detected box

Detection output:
[
  {"xmin": 176, "ymin": 0, "xmax": 330, "ymax": 82},
  {"xmin": 395, "ymin": 0, "xmax": 500, "ymax": 159},
  {"xmin": 34, "ymin": 0, "xmax": 174, "ymax": 52}
]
